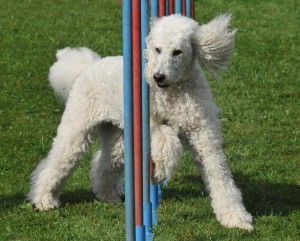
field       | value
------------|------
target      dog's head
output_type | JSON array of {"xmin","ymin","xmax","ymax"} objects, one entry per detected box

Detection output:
[{"xmin": 146, "ymin": 14, "xmax": 236, "ymax": 89}]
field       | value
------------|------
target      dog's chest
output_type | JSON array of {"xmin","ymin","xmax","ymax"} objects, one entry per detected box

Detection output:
[{"xmin": 151, "ymin": 90, "xmax": 203, "ymax": 131}]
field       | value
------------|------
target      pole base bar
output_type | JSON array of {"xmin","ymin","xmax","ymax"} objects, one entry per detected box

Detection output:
[
  {"xmin": 143, "ymin": 202, "xmax": 153, "ymax": 229},
  {"xmin": 136, "ymin": 225, "xmax": 146, "ymax": 241},
  {"xmin": 143, "ymin": 202, "xmax": 153, "ymax": 241},
  {"xmin": 146, "ymin": 231, "xmax": 154, "ymax": 241},
  {"xmin": 158, "ymin": 184, "xmax": 163, "ymax": 205}
]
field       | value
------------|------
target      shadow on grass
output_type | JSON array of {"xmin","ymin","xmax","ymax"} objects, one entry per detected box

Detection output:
[
  {"xmin": 0, "ymin": 192, "xmax": 26, "ymax": 212},
  {"xmin": 1, "ymin": 175, "xmax": 299, "ymax": 218},
  {"xmin": 60, "ymin": 189, "xmax": 96, "ymax": 206},
  {"xmin": 162, "ymin": 173, "xmax": 300, "ymax": 218},
  {"xmin": 0, "ymin": 189, "xmax": 96, "ymax": 213},
  {"xmin": 162, "ymin": 175, "xmax": 208, "ymax": 201},
  {"xmin": 234, "ymin": 173, "xmax": 300, "ymax": 217}
]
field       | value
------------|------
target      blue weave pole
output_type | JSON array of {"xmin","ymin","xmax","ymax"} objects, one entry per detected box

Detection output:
[
  {"xmin": 149, "ymin": 0, "xmax": 159, "ymax": 229},
  {"xmin": 150, "ymin": 182, "xmax": 158, "ymax": 225},
  {"xmin": 123, "ymin": 1, "xmax": 135, "ymax": 241},
  {"xmin": 186, "ymin": 0, "xmax": 192, "ymax": 17},
  {"xmin": 175, "ymin": 0, "xmax": 182, "ymax": 14},
  {"xmin": 166, "ymin": 0, "xmax": 169, "ymax": 15},
  {"xmin": 151, "ymin": 0, "xmax": 159, "ymax": 17},
  {"xmin": 141, "ymin": 1, "xmax": 154, "ymax": 241},
  {"xmin": 157, "ymin": 183, "xmax": 163, "ymax": 204}
]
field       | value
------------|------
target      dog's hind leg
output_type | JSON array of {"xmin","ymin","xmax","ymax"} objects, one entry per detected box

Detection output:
[
  {"xmin": 91, "ymin": 124, "xmax": 124, "ymax": 203},
  {"xmin": 28, "ymin": 87, "xmax": 101, "ymax": 210}
]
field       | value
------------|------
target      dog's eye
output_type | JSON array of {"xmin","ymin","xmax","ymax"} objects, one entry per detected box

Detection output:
[
  {"xmin": 172, "ymin": 49, "xmax": 182, "ymax": 56},
  {"xmin": 155, "ymin": 47, "xmax": 161, "ymax": 54}
]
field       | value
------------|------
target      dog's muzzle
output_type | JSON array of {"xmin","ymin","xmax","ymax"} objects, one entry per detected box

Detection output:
[{"xmin": 153, "ymin": 73, "xmax": 169, "ymax": 88}]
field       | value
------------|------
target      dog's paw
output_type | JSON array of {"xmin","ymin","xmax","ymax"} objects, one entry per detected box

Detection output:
[
  {"xmin": 221, "ymin": 219, "xmax": 253, "ymax": 231},
  {"xmin": 95, "ymin": 189, "xmax": 123, "ymax": 203},
  {"xmin": 151, "ymin": 125, "xmax": 183, "ymax": 184},
  {"xmin": 217, "ymin": 209, "xmax": 253, "ymax": 231},
  {"xmin": 32, "ymin": 193, "xmax": 61, "ymax": 211},
  {"xmin": 151, "ymin": 160, "xmax": 167, "ymax": 184}
]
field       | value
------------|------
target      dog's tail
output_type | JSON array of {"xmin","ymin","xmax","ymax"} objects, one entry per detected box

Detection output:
[{"xmin": 49, "ymin": 47, "xmax": 101, "ymax": 101}]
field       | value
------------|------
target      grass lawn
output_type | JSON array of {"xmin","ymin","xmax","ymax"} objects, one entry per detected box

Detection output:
[{"xmin": 0, "ymin": 0, "xmax": 299, "ymax": 240}]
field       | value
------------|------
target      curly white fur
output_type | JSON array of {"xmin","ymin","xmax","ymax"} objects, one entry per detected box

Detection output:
[{"xmin": 28, "ymin": 14, "xmax": 253, "ymax": 230}]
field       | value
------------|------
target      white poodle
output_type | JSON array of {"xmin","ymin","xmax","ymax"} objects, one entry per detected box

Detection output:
[{"xmin": 28, "ymin": 14, "xmax": 253, "ymax": 230}]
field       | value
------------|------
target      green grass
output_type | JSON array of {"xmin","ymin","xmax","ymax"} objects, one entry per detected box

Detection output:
[{"xmin": 0, "ymin": 0, "xmax": 299, "ymax": 240}]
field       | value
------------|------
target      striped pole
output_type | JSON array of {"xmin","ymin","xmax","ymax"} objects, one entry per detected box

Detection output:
[
  {"xmin": 141, "ymin": 0, "xmax": 153, "ymax": 240},
  {"xmin": 123, "ymin": 1, "xmax": 196, "ymax": 240},
  {"xmin": 132, "ymin": 1, "xmax": 146, "ymax": 240},
  {"xmin": 123, "ymin": 1, "xmax": 135, "ymax": 240},
  {"xmin": 149, "ymin": 0, "xmax": 159, "ymax": 228}
]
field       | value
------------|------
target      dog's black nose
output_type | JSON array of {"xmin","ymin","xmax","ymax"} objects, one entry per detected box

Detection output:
[{"xmin": 153, "ymin": 73, "xmax": 165, "ymax": 83}]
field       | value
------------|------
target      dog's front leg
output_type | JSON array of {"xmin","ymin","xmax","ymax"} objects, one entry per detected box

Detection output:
[
  {"xmin": 188, "ymin": 128, "xmax": 253, "ymax": 230},
  {"xmin": 150, "ymin": 123, "xmax": 183, "ymax": 184}
]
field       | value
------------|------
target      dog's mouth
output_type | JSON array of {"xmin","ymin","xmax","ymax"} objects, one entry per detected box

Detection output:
[{"xmin": 157, "ymin": 82, "xmax": 170, "ymax": 88}]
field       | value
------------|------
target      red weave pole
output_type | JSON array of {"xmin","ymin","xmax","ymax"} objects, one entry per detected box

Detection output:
[
  {"xmin": 192, "ymin": 0, "xmax": 195, "ymax": 18},
  {"xmin": 132, "ymin": 0, "xmax": 143, "ymax": 227},
  {"xmin": 159, "ymin": 0, "xmax": 166, "ymax": 17},
  {"xmin": 169, "ymin": 0, "xmax": 175, "ymax": 14},
  {"xmin": 182, "ymin": 0, "xmax": 186, "ymax": 16}
]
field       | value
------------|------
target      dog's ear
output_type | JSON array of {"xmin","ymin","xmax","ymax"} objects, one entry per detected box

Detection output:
[
  {"xmin": 145, "ymin": 17, "xmax": 160, "ymax": 79},
  {"xmin": 145, "ymin": 17, "xmax": 159, "ymax": 49},
  {"xmin": 149, "ymin": 16, "xmax": 159, "ymax": 29},
  {"xmin": 145, "ymin": 17, "xmax": 159, "ymax": 61},
  {"xmin": 192, "ymin": 14, "xmax": 237, "ymax": 77}
]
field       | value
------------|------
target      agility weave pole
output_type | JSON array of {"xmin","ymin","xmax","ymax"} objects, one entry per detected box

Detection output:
[{"xmin": 123, "ymin": 1, "xmax": 195, "ymax": 240}]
